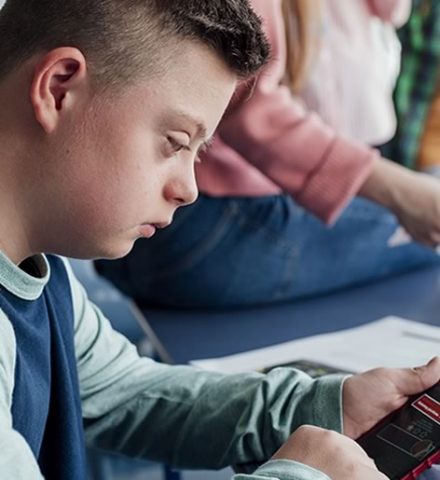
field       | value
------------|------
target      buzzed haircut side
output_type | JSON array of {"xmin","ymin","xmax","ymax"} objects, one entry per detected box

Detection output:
[{"xmin": 0, "ymin": 0, "xmax": 270, "ymax": 86}]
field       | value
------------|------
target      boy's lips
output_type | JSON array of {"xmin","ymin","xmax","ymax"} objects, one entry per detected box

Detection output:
[
  {"xmin": 139, "ymin": 224, "xmax": 157, "ymax": 238},
  {"xmin": 139, "ymin": 222, "xmax": 170, "ymax": 238}
]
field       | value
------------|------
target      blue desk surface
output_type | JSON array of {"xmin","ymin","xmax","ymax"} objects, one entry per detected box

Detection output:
[{"xmin": 142, "ymin": 265, "xmax": 440, "ymax": 365}]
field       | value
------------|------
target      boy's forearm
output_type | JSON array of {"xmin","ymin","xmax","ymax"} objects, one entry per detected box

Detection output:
[
  {"xmin": 67, "ymin": 261, "xmax": 344, "ymax": 470},
  {"xmin": 82, "ymin": 355, "xmax": 344, "ymax": 469}
]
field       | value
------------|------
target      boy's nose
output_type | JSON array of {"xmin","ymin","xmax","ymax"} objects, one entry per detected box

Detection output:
[{"xmin": 164, "ymin": 175, "xmax": 198, "ymax": 207}]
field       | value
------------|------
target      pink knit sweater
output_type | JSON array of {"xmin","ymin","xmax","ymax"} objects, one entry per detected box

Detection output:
[{"xmin": 197, "ymin": 0, "xmax": 410, "ymax": 224}]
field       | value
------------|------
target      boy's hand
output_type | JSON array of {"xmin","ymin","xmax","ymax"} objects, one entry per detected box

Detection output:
[
  {"xmin": 272, "ymin": 425, "xmax": 388, "ymax": 479},
  {"xmin": 342, "ymin": 356, "xmax": 440, "ymax": 439}
]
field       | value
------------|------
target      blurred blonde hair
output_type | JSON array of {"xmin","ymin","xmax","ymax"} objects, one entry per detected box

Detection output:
[{"xmin": 282, "ymin": 0, "xmax": 321, "ymax": 92}]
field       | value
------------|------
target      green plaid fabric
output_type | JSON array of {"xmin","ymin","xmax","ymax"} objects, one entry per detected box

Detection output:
[{"xmin": 382, "ymin": 0, "xmax": 440, "ymax": 169}]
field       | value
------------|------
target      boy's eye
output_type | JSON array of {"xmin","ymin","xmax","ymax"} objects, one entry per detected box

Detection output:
[{"xmin": 167, "ymin": 136, "xmax": 190, "ymax": 154}]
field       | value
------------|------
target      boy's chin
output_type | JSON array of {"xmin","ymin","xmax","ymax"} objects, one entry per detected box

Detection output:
[
  {"xmin": 76, "ymin": 241, "xmax": 135, "ymax": 261},
  {"xmin": 63, "ymin": 236, "xmax": 137, "ymax": 261},
  {"xmin": 99, "ymin": 242, "xmax": 135, "ymax": 261}
]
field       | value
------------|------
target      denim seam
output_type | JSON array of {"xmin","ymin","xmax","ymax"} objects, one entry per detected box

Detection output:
[{"xmin": 273, "ymin": 246, "xmax": 298, "ymax": 301}]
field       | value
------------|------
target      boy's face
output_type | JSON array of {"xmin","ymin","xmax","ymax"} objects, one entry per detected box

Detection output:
[{"xmin": 34, "ymin": 41, "xmax": 237, "ymax": 259}]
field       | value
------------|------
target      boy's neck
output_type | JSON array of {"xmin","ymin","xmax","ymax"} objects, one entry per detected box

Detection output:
[
  {"xmin": 0, "ymin": 225, "xmax": 35, "ymax": 266},
  {"xmin": 0, "ymin": 98, "xmax": 36, "ymax": 265},
  {"xmin": 0, "ymin": 156, "xmax": 37, "ymax": 264}
]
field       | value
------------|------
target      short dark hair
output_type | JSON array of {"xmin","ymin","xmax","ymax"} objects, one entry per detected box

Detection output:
[{"xmin": 0, "ymin": 0, "xmax": 270, "ymax": 86}]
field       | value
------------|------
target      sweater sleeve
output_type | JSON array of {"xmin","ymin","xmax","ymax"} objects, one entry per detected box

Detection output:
[
  {"xmin": 214, "ymin": 0, "xmax": 376, "ymax": 224},
  {"xmin": 234, "ymin": 460, "xmax": 331, "ymax": 480},
  {"xmin": 0, "ymin": 310, "xmax": 45, "ymax": 479},
  {"xmin": 65, "ymin": 261, "xmax": 345, "ymax": 473}
]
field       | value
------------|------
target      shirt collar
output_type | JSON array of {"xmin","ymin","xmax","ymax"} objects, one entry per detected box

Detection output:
[{"xmin": 0, "ymin": 251, "xmax": 50, "ymax": 300}]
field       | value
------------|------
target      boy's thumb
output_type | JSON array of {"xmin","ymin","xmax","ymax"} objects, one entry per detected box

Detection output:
[{"xmin": 404, "ymin": 356, "xmax": 440, "ymax": 395}]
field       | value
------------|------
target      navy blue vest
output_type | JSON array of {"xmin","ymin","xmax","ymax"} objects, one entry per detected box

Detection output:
[{"xmin": 0, "ymin": 255, "xmax": 87, "ymax": 479}]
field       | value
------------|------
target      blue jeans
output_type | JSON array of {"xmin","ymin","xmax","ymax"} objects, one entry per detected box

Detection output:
[{"xmin": 95, "ymin": 194, "xmax": 440, "ymax": 308}]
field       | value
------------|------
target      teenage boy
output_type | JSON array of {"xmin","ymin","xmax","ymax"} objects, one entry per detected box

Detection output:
[{"xmin": 0, "ymin": 1, "xmax": 438, "ymax": 479}]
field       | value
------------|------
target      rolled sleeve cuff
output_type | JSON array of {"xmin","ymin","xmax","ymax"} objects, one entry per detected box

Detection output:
[
  {"xmin": 234, "ymin": 459, "xmax": 331, "ymax": 480},
  {"xmin": 297, "ymin": 140, "xmax": 378, "ymax": 225},
  {"xmin": 297, "ymin": 374, "xmax": 347, "ymax": 434}
]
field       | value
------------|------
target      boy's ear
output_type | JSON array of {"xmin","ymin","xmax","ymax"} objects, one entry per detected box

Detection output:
[{"xmin": 30, "ymin": 47, "xmax": 88, "ymax": 133}]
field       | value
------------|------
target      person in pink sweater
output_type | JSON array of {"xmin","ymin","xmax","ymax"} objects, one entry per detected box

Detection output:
[{"xmin": 96, "ymin": 0, "xmax": 440, "ymax": 308}]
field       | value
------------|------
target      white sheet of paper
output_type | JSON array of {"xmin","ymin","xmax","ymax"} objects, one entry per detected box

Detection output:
[{"xmin": 191, "ymin": 316, "xmax": 440, "ymax": 374}]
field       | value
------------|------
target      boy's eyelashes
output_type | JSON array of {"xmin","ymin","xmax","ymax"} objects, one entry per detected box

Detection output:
[
  {"xmin": 165, "ymin": 135, "xmax": 212, "ymax": 163},
  {"xmin": 194, "ymin": 138, "xmax": 214, "ymax": 160},
  {"xmin": 164, "ymin": 131, "xmax": 213, "ymax": 163},
  {"xmin": 166, "ymin": 135, "xmax": 191, "ymax": 154}
]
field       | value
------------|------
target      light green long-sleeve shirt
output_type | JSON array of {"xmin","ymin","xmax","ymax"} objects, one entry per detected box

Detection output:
[{"xmin": 0, "ymin": 251, "xmax": 344, "ymax": 479}]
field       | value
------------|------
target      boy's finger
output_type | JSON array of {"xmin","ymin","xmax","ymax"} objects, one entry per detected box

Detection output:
[{"xmin": 402, "ymin": 357, "xmax": 440, "ymax": 395}]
